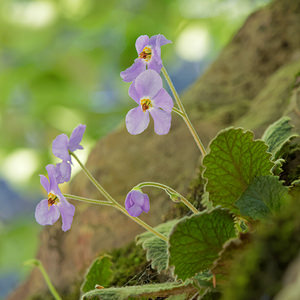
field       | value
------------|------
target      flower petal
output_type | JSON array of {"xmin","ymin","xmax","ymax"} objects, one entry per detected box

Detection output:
[
  {"xmin": 142, "ymin": 194, "xmax": 150, "ymax": 213},
  {"xmin": 46, "ymin": 164, "xmax": 60, "ymax": 195},
  {"xmin": 58, "ymin": 198, "xmax": 75, "ymax": 232},
  {"xmin": 127, "ymin": 205, "xmax": 143, "ymax": 217},
  {"xmin": 125, "ymin": 190, "xmax": 149, "ymax": 217},
  {"xmin": 125, "ymin": 107, "xmax": 150, "ymax": 135},
  {"xmin": 134, "ymin": 69, "xmax": 162, "ymax": 98},
  {"xmin": 148, "ymin": 57, "xmax": 162, "ymax": 74},
  {"xmin": 68, "ymin": 124, "xmax": 86, "ymax": 152},
  {"xmin": 128, "ymin": 81, "xmax": 140, "ymax": 104},
  {"xmin": 149, "ymin": 108, "xmax": 172, "ymax": 135},
  {"xmin": 35, "ymin": 199, "xmax": 60, "ymax": 226},
  {"xmin": 40, "ymin": 175, "xmax": 50, "ymax": 193},
  {"xmin": 152, "ymin": 88, "xmax": 173, "ymax": 113},
  {"xmin": 52, "ymin": 134, "xmax": 70, "ymax": 162},
  {"xmin": 149, "ymin": 34, "xmax": 172, "ymax": 57},
  {"xmin": 55, "ymin": 162, "xmax": 71, "ymax": 184},
  {"xmin": 135, "ymin": 35, "xmax": 149, "ymax": 54},
  {"xmin": 149, "ymin": 34, "xmax": 172, "ymax": 48},
  {"xmin": 120, "ymin": 59, "xmax": 146, "ymax": 82}
]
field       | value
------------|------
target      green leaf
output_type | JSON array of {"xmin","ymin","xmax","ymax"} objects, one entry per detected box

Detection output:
[
  {"xmin": 203, "ymin": 128, "xmax": 274, "ymax": 214},
  {"xmin": 193, "ymin": 271, "xmax": 214, "ymax": 289},
  {"xmin": 272, "ymin": 158, "xmax": 285, "ymax": 175},
  {"xmin": 262, "ymin": 116, "xmax": 298, "ymax": 158},
  {"xmin": 136, "ymin": 219, "xmax": 179, "ymax": 272},
  {"xmin": 235, "ymin": 175, "xmax": 289, "ymax": 220},
  {"xmin": 169, "ymin": 209, "xmax": 236, "ymax": 281},
  {"xmin": 81, "ymin": 255, "xmax": 112, "ymax": 293},
  {"xmin": 81, "ymin": 282, "xmax": 189, "ymax": 300}
]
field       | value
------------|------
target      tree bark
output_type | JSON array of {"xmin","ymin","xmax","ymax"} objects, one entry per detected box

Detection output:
[{"xmin": 8, "ymin": 0, "xmax": 300, "ymax": 298}]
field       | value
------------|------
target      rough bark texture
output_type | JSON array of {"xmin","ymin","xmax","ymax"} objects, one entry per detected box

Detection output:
[{"xmin": 8, "ymin": 0, "xmax": 300, "ymax": 298}]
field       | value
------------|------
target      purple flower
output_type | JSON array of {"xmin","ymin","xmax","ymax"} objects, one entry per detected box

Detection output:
[
  {"xmin": 121, "ymin": 34, "xmax": 171, "ymax": 82},
  {"xmin": 125, "ymin": 190, "xmax": 150, "ymax": 217},
  {"xmin": 126, "ymin": 69, "xmax": 173, "ymax": 135},
  {"xmin": 52, "ymin": 124, "xmax": 86, "ymax": 163},
  {"xmin": 35, "ymin": 164, "xmax": 75, "ymax": 232},
  {"xmin": 54, "ymin": 161, "xmax": 71, "ymax": 184}
]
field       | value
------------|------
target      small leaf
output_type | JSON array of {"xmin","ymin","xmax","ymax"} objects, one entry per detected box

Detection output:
[
  {"xmin": 235, "ymin": 175, "xmax": 289, "ymax": 220},
  {"xmin": 169, "ymin": 209, "xmax": 236, "ymax": 281},
  {"xmin": 262, "ymin": 116, "xmax": 298, "ymax": 158},
  {"xmin": 203, "ymin": 128, "xmax": 274, "ymax": 214},
  {"xmin": 136, "ymin": 219, "xmax": 179, "ymax": 272},
  {"xmin": 81, "ymin": 282, "xmax": 190, "ymax": 300},
  {"xmin": 193, "ymin": 271, "xmax": 213, "ymax": 289},
  {"xmin": 81, "ymin": 255, "xmax": 112, "ymax": 293}
]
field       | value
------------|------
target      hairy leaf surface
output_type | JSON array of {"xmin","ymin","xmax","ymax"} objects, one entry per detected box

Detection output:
[
  {"xmin": 81, "ymin": 282, "xmax": 189, "ymax": 300},
  {"xmin": 169, "ymin": 209, "xmax": 236, "ymax": 281},
  {"xmin": 136, "ymin": 219, "xmax": 179, "ymax": 272},
  {"xmin": 262, "ymin": 116, "xmax": 298, "ymax": 158},
  {"xmin": 203, "ymin": 128, "xmax": 273, "ymax": 214},
  {"xmin": 235, "ymin": 175, "xmax": 289, "ymax": 220},
  {"xmin": 81, "ymin": 255, "xmax": 112, "ymax": 293}
]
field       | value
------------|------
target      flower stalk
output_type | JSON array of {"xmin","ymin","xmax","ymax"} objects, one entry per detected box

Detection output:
[
  {"xmin": 70, "ymin": 152, "xmax": 168, "ymax": 242},
  {"xmin": 24, "ymin": 259, "xmax": 62, "ymax": 300},
  {"xmin": 64, "ymin": 194, "xmax": 113, "ymax": 206},
  {"xmin": 162, "ymin": 66, "xmax": 207, "ymax": 157},
  {"xmin": 135, "ymin": 181, "xmax": 199, "ymax": 214}
]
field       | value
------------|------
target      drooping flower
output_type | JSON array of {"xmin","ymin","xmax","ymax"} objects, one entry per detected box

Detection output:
[
  {"xmin": 126, "ymin": 69, "xmax": 173, "ymax": 135},
  {"xmin": 120, "ymin": 34, "xmax": 171, "ymax": 82},
  {"xmin": 125, "ymin": 189, "xmax": 150, "ymax": 217},
  {"xmin": 52, "ymin": 124, "xmax": 86, "ymax": 163},
  {"xmin": 35, "ymin": 164, "xmax": 75, "ymax": 232}
]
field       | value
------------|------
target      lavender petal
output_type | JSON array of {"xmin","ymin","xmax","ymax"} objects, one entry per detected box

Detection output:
[
  {"xmin": 55, "ymin": 161, "xmax": 71, "ymax": 184},
  {"xmin": 152, "ymin": 88, "xmax": 174, "ymax": 113},
  {"xmin": 52, "ymin": 133, "xmax": 70, "ymax": 162},
  {"xmin": 148, "ymin": 57, "xmax": 163, "ymax": 74},
  {"xmin": 68, "ymin": 124, "xmax": 86, "ymax": 152},
  {"xmin": 135, "ymin": 35, "xmax": 149, "ymax": 54},
  {"xmin": 142, "ymin": 194, "xmax": 150, "ymax": 213},
  {"xmin": 120, "ymin": 59, "xmax": 146, "ymax": 82},
  {"xmin": 134, "ymin": 69, "xmax": 162, "ymax": 99},
  {"xmin": 35, "ymin": 199, "xmax": 60, "ymax": 226},
  {"xmin": 129, "ymin": 81, "xmax": 141, "ymax": 104},
  {"xmin": 127, "ymin": 205, "xmax": 143, "ymax": 217},
  {"xmin": 125, "ymin": 107, "xmax": 150, "ymax": 135},
  {"xmin": 149, "ymin": 108, "xmax": 172, "ymax": 135},
  {"xmin": 59, "ymin": 198, "xmax": 75, "ymax": 232},
  {"xmin": 46, "ymin": 164, "xmax": 60, "ymax": 195},
  {"xmin": 40, "ymin": 175, "xmax": 50, "ymax": 193}
]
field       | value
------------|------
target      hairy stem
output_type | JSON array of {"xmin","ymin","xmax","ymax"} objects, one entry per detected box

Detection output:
[
  {"xmin": 70, "ymin": 152, "xmax": 168, "ymax": 242},
  {"xmin": 24, "ymin": 259, "xmax": 61, "ymax": 300},
  {"xmin": 162, "ymin": 66, "xmax": 206, "ymax": 157},
  {"xmin": 64, "ymin": 194, "xmax": 113, "ymax": 206},
  {"xmin": 136, "ymin": 181, "xmax": 199, "ymax": 214}
]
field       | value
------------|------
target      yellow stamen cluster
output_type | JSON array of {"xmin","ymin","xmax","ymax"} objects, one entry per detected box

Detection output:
[
  {"xmin": 140, "ymin": 98, "xmax": 152, "ymax": 112},
  {"xmin": 48, "ymin": 192, "xmax": 59, "ymax": 207},
  {"xmin": 139, "ymin": 46, "xmax": 152, "ymax": 62}
]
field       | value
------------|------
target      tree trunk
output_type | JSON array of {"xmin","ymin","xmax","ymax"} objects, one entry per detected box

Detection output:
[{"xmin": 8, "ymin": 0, "xmax": 300, "ymax": 298}]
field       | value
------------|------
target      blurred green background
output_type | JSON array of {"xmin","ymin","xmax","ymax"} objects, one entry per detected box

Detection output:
[{"xmin": 0, "ymin": 0, "xmax": 269, "ymax": 298}]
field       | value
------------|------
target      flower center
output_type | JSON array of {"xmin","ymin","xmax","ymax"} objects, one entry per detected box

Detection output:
[
  {"xmin": 140, "ymin": 98, "xmax": 152, "ymax": 112},
  {"xmin": 139, "ymin": 46, "xmax": 152, "ymax": 62},
  {"xmin": 48, "ymin": 192, "xmax": 59, "ymax": 207}
]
